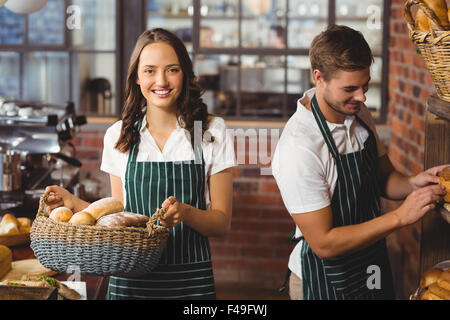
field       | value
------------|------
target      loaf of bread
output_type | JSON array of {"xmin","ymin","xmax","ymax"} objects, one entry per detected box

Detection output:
[
  {"xmin": 96, "ymin": 212, "xmax": 149, "ymax": 228},
  {"xmin": 428, "ymin": 282, "xmax": 450, "ymax": 299},
  {"xmin": 69, "ymin": 211, "xmax": 96, "ymax": 225},
  {"xmin": 420, "ymin": 289, "xmax": 444, "ymax": 300},
  {"xmin": 49, "ymin": 206, "xmax": 74, "ymax": 223},
  {"xmin": 0, "ymin": 245, "xmax": 12, "ymax": 279},
  {"xmin": 437, "ymin": 269, "xmax": 450, "ymax": 291},
  {"xmin": 17, "ymin": 217, "xmax": 31, "ymax": 228},
  {"xmin": 0, "ymin": 213, "xmax": 20, "ymax": 235},
  {"xmin": 440, "ymin": 166, "xmax": 450, "ymax": 203},
  {"xmin": 416, "ymin": 0, "xmax": 450, "ymax": 31},
  {"xmin": 420, "ymin": 267, "xmax": 442, "ymax": 288},
  {"xmin": 84, "ymin": 197, "xmax": 124, "ymax": 220}
]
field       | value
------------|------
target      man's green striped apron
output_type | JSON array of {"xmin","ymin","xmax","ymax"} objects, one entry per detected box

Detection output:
[
  {"xmin": 107, "ymin": 119, "xmax": 216, "ymax": 300},
  {"xmin": 300, "ymin": 95, "xmax": 395, "ymax": 300}
]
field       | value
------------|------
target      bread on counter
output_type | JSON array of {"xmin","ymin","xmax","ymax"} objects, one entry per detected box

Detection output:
[{"xmin": 0, "ymin": 245, "xmax": 12, "ymax": 279}]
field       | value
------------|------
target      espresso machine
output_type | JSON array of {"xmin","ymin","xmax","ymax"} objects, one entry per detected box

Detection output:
[{"xmin": 0, "ymin": 98, "xmax": 87, "ymax": 215}]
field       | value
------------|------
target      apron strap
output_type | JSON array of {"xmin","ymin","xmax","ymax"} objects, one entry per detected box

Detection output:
[{"xmin": 310, "ymin": 95, "xmax": 339, "ymax": 159}]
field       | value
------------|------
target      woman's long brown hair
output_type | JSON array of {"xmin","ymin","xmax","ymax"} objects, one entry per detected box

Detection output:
[{"xmin": 115, "ymin": 28, "xmax": 213, "ymax": 153}]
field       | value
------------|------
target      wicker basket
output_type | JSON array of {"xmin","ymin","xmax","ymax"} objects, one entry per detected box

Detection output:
[
  {"xmin": 30, "ymin": 195, "xmax": 170, "ymax": 277},
  {"xmin": 404, "ymin": 0, "xmax": 450, "ymax": 102}
]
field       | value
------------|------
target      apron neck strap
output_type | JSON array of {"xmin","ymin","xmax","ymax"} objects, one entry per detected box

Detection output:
[{"xmin": 310, "ymin": 94, "xmax": 339, "ymax": 158}]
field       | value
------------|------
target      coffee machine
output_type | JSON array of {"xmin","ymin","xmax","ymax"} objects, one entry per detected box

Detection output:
[{"xmin": 0, "ymin": 99, "xmax": 86, "ymax": 214}]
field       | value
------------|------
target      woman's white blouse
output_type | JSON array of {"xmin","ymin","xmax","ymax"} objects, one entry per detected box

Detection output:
[{"xmin": 101, "ymin": 116, "xmax": 236, "ymax": 209}]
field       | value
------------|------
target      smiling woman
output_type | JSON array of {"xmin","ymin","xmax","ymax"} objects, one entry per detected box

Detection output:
[{"xmin": 42, "ymin": 28, "xmax": 236, "ymax": 300}]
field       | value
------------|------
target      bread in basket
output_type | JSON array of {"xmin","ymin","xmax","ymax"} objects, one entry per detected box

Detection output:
[{"xmin": 30, "ymin": 194, "xmax": 170, "ymax": 277}]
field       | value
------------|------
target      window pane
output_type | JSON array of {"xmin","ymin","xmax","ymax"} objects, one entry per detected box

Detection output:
[
  {"xmin": 71, "ymin": 0, "xmax": 116, "ymax": 50},
  {"xmin": 72, "ymin": 53, "xmax": 116, "ymax": 116},
  {"xmin": 194, "ymin": 54, "xmax": 238, "ymax": 117},
  {"xmin": 146, "ymin": 0, "xmax": 194, "ymax": 52},
  {"xmin": 287, "ymin": 55, "xmax": 312, "ymax": 116},
  {"xmin": 28, "ymin": 0, "xmax": 65, "ymax": 45},
  {"xmin": 242, "ymin": 0, "xmax": 286, "ymax": 48},
  {"xmin": 200, "ymin": 0, "xmax": 239, "ymax": 48},
  {"xmin": 23, "ymin": 52, "xmax": 69, "ymax": 105},
  {"xmin": 288, "ymin": 0, "xmax": 328, "ymax": 48},
  {"xmin": 239, "ymin": 55, "xmax": 285, "ymax": 118},
  {"xmin": 0, "ymin": 7, "xmax": 24, "ymax": 44},
  {"xmin": 335, "ymin": 0, "xmax": 384, "ymax": 55},
  {"xmin": 0, "ymin": 52, "xmax": 20, "ymax": 100}
]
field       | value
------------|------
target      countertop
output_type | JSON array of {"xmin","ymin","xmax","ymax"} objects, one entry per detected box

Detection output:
[{"xmin": 10, "ymin": 243, "xmax": 109, "ymax": 300}]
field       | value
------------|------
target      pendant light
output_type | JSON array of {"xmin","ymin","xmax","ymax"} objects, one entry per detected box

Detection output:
[{"xmin": 5, "ymin": 0, "xmax": 48, "ymax": 14}]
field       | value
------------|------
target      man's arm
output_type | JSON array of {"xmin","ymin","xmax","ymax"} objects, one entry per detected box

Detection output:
[
  {"xmin": 378, "ymin": 154, "xmax": 412, "ymax": 200},
  {"xmin": 293, "ymin": 183, "xmax": 445, "ymax": 259}
]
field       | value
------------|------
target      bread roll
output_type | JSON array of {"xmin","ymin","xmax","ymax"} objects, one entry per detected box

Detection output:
[
  {"xmin": 428, "ymin": 282, "xmax": 450, "ymax": 299},
  {"xmin": 69, "ymin": 211, "xmax": 96, "ymax": 225},
  {"xmin": 420, "ymin": 289, "xmax": 444, "ymax": 300},
  {"xmin": 437, "ymin": 269, "xmax": 450, "ymax": 291},
  {"xmin": 420, "ymin": 267, "xmax": 442, "ymax": 288},
  {"xmin": 17, "ymin": 217, "xmax": 31, "ymax": 228},
  {"xmin": 49, "ymin": 206, "xmax": 74, "ymax": 223},
  {"xmin": 19, "ymin": 226, "xmax": 31, "ymax": 233},
  {"xmin": 0, "ymin": 214, "xmax": 20, "ymax": 235},
  {"xmin": 96, "ymin": 212, "xmax": 149, "ymax": 228},
  {"xmin": 0, "ymin": 245, "xmax": 12, "ymax": 279},
  {"xmin": 439, "ymin": 166, "xmax": 450, "ymax": 202},
  {"xmin": 85, "ymin": 197, "xmax": 124, "ymax": 220},
  {"xmin": 416, "ymin": 8, "xmax": 431, "ymax": 31}
]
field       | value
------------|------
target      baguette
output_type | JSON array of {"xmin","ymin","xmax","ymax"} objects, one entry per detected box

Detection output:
[
  {"xmin": 420, "ymin": 289, "xmax": 444, "ymax": 300},
  {"xmin": 69, "ymin": 211, "xmax": 96, "ymax": 225},
  {"xmin": 420, "ymin": 267, "xmax": 442, "ymax": 288},
  {"xmin": 428, "ymin": 282, "xmax": 450, "ymax": 299},
  {"xmin": 84, "ymin": 197, "xmax": 124, "ymax": 220},
  {"xmin": 437, "ymin": 269, "xmax": 450, "ymax": 291},
  {"xmin": 0, "ymin": 245, "xmax": 12, "ymax": 279}
]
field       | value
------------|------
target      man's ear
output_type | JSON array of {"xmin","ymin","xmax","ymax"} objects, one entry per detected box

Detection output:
[{"xmin": 312, "ymin": 69, "xmax": 325, "ymax": 86}]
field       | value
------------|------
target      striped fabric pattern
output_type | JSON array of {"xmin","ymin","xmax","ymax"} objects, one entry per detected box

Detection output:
[
  {"xmin": 300, "ymin": 95, "xmax": 395, "ymax": 300},
  {"xmin": 107, "ymin": 120, "xmax": 215, "ymax": 300}
]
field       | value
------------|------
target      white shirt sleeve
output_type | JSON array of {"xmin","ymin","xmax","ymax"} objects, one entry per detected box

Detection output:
[
  {"xmin": 272, "ymin": 137, "xmax": 331, "ymax": 214},
  {"xmin": 100, "ymin": 121, "xmax": 128, "ymax": 179},
  {"xmin": 206, "ymin": 117, "xmax": 237, "ymax": 176}
]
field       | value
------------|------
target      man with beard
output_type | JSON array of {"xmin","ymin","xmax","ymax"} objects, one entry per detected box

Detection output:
[{"xmin": 272, "ymin": 25, "xmax": 448, "ymax": 300}]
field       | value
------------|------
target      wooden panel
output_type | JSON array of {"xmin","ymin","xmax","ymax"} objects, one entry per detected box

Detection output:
[{"xmin": 420, "ymin": 97, "xmax": 450, "ymax": 276}]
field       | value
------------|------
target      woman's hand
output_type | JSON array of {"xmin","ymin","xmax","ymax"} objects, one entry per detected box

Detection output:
[
  {"xmin": 159, "ymin": 196, "xmax": 189, "ymax": 228},
  {"xmin": 43, "ymin": 185, "xmax": 78, "ymax": 214}
]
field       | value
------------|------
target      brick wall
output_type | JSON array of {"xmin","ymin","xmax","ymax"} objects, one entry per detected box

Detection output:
[{"xmin": 385, "ymin": 0, "xmax": 435, "ymax": 299}]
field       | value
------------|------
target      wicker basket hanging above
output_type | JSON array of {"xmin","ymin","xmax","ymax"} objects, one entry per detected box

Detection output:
[{"xmin": 404, "ymin": 0, "xmax": 450, "ymax": 102}]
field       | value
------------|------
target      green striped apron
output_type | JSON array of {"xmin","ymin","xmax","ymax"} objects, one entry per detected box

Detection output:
[
  {"xmin": 300, "ymin": 95, "xmax": 395, "ymax": 300},
  {"xmin": 106, "ymin": 119, "xmax": 216, "ymax": 300}
]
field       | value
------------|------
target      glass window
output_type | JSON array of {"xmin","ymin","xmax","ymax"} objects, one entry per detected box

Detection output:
[
  {"xmin": 71, "ymin": 0, "xmax": 116, "ymax": 50},
  {"xmin": 0, "ymin": 52, "xmax": 20, "ymax": 100},
  {"xmin": 194, "ymin": 54, "xmax": 238, "ymax": 117},
  {"xmin": 241, "ymin": 0, "xmax": 286, "ymax": 48},
  {"xmin": 23, "ymin": 52, "xmax": 70, "ymax": 105},
  {"xmin": 200, "ymin": 0, "xmax": 239, "ymax": 48},
  {"xmin": 147, "ymin": 0, "xmax": 194, "ymax": 52},
  {"xmin": 0, "ymin": 7, "xmax": 24, "ymax": 45},
  {"xmin": 28, "ymin": 0, "xmax": 65, "ymax": 45},
  {"xmin": 288, "ymin": 0, "xmax": 328, "ymax": 48},
  {"xmin": 72, "ymin": 53, "xmax": 116, "ymax": 116}
]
